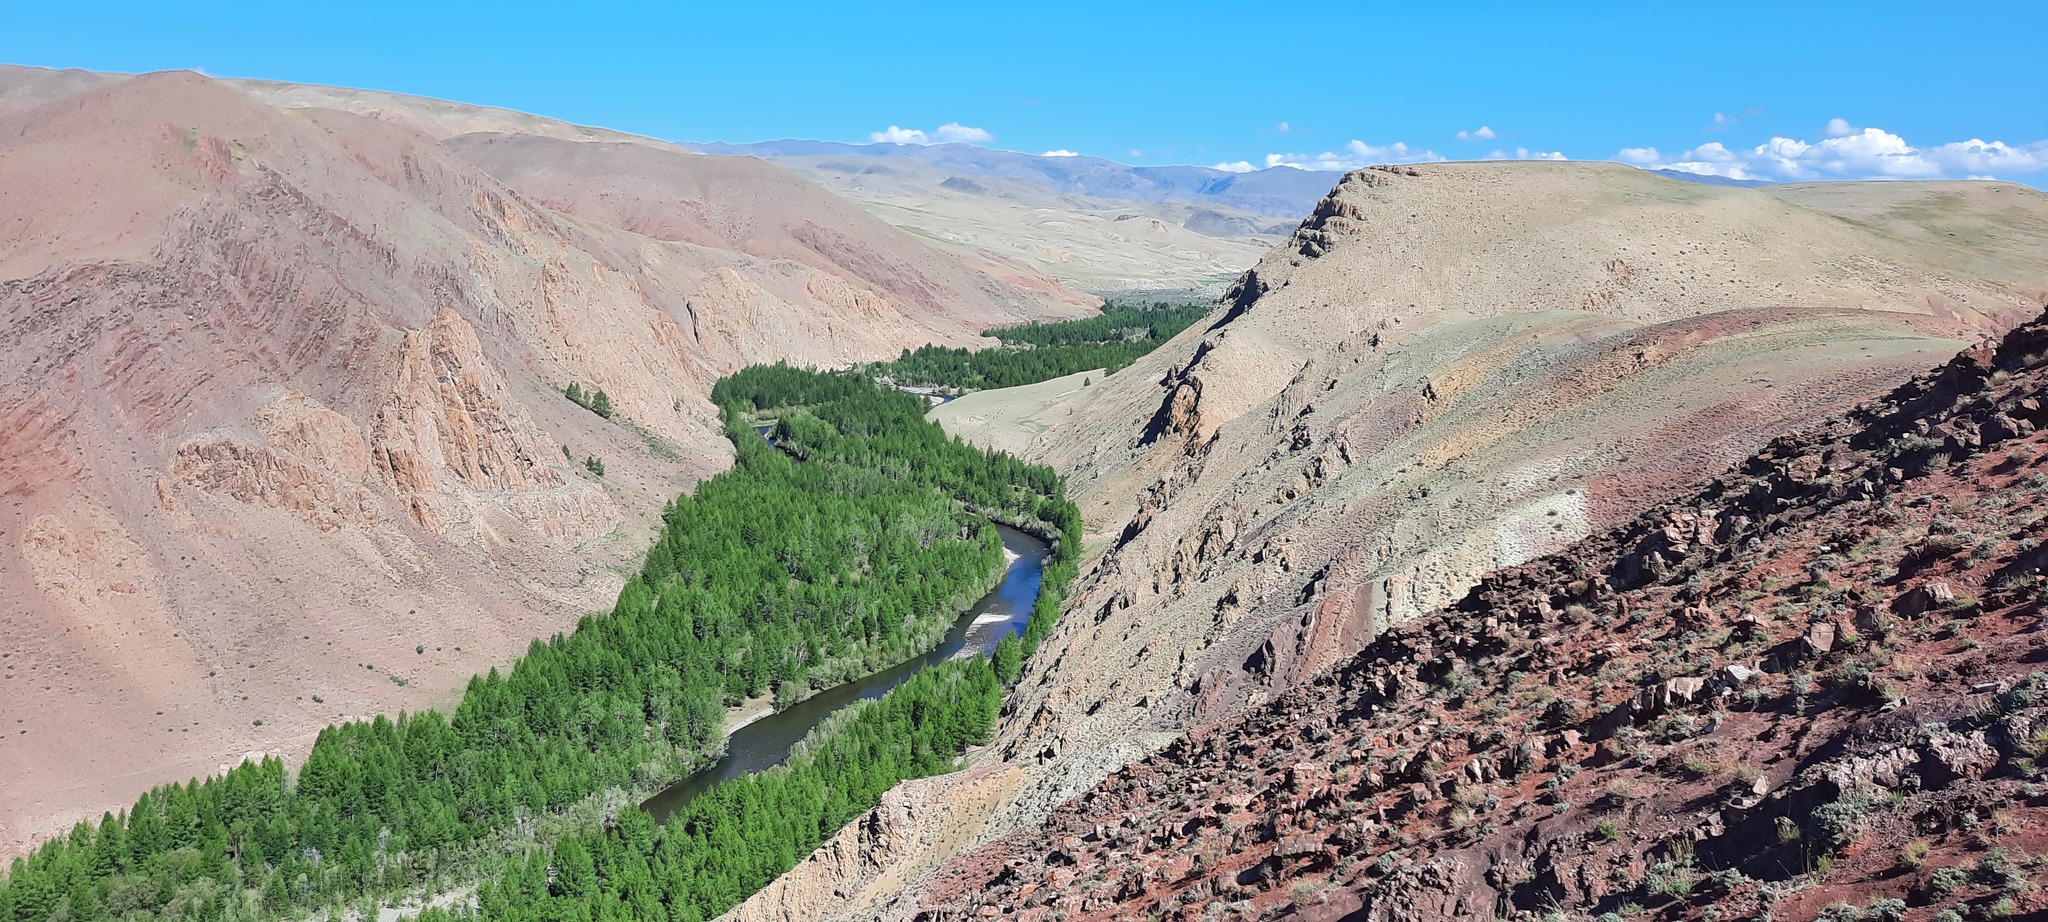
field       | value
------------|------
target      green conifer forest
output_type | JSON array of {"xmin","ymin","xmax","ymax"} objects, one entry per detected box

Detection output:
[
  {"xmin": 0, "ymin": 367, "xmax": 1080, "ymax": 922},
  {"xmin": 869, "ymin": 301, "xmax": 1206, "ymax": 392}
]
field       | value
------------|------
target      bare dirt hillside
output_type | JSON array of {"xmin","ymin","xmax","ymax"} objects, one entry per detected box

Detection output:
[
  {"xmin": 732, "ymin": 162, "xmax": 2048, "ymax": 921},
  {"xmin": 0, "ymin": 69, "xmax": 1078, "ymax": 858}
]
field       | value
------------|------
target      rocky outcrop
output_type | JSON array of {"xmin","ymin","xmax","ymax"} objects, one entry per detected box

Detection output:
[
  {"xmin": 256, "ymin": 390, "xmax": 375, "ymax": 477},
  {"xmin": 165, "ymin": 390, "xmax": 384, "ymax": 531},
  {"xmin": 171, "ymin": 437, "xmax": 380, "ymax": 531},
  {"xmin": 17, "ymin": 504, "xmax": 160, "ymax": 605},
  {"xmin": 373, "ymin": 308, "xmax": 565, "ymax": 530}
]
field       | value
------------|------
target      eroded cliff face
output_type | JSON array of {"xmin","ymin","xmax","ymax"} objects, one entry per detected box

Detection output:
[
  {"xmin": 0, "ymin": 69, "xmax": 1081, "ymax": 857},
  {"xmin": 171, "ymin": 436, "xmax": 383, "ymax": 533},
  {"xmin": 371, "ymin": 308, "xmax": 612, "ymax": 537},
  {"xmin": 732, "ymin": 162, "xmax": 2048, "ymax": 921}
]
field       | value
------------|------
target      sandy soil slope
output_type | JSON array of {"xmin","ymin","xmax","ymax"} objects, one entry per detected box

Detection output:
[{"xmin": 928, "ymin": 370, "xmax": 1105, "ymax": 458}]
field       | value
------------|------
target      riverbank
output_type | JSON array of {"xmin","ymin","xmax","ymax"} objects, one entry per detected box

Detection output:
[
  {"xmin": 639, "ymin": 524, "xmax": 1050, "ymax": 821},
  {"xmin": 723, "ymin": 694, "xmax": 776, "ymax": 738}
]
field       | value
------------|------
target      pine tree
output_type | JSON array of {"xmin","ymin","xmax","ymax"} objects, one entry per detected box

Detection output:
[
  {"xmin": 550, "ymin": 838, "xmax": 595, "ymax": 900},
  {"xmin": 590, "ymin": 389, "xmax": 614, "ymax": 419}
]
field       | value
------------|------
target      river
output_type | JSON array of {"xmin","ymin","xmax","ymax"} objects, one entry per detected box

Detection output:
[{"xmin": 640, "ymin": 522, "xmax": 1049, "ymax": 821}]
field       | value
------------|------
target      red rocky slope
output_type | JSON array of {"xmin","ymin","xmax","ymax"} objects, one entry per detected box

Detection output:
[{"xmin": 918, "ymin": 312, "xmax": 2048, "ymax": 921}]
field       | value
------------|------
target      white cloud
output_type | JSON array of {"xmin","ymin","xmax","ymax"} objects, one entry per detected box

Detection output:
[
  {"xmin": 1212, "ymin": 160, "xmax": 1258, "ymax": 173},
  {"xmin": 1925, "ymin": 137, "xmax": 2048, "ymax": 174},
  {"xmin": 1456, "ymin": 125, "xmax": 1498, "ymax": 141},
  {"xmin": 1690, "ymin": 141, "xmax": 1738, "ymax": 162},
  {"xmin": 1706, "ymin": 108, "xmax": 1764, "ymax": 131},
  {"xmin": 867, "ymin": 122, "xmax": 994, "ymax": 145},
  {"xmin": 1130, "ymin": 148, "xmax": 1144, "ymax": 158},
  {"xmin": 1617, "ymin": 125, "xmax": 2048, "ymax": 182},
  {"xmin": 1276, "ymin": 121, "xmax": 1291, "ymax": 133},
  {"xmin": 870, "ymin": 125, "xmax": 928, "ymax": 144},
  {"xmin": 1041, "ymin": 149, "xmax": 1080, "ymax": 157},
  {"xmin": 1482, "ymin": 147, "xmax": 1566, "ymax": 161},
  {"xmin": 1243, "ymin": 140, "xmax": 1450, "ymax": 171},
  {"xmin": 933, "ymin": 122, "xmax": 993, "ymax": 143}
]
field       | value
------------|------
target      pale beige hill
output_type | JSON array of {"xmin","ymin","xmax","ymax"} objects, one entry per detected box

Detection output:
[
  {"xmin": 771, "ymin": 155, "xmax": 1281, "ymax": 292},
  {"xmin": 0, "ymin": 70, "xmax": 1077, "ymax": 858},
  {"xmin": 1764, "ymin": 179, "xmax": 2048, "ymax": 295},
  {"xmin": 0, "ymin": 64, "xmax": 628, "ymax": 141},
  {"xmin": 732, "ymin": 161, "xmax": 2048, "ymax": 922}
]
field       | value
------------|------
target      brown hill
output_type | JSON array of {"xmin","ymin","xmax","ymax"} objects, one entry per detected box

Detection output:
[
  {"xmin": 917, "ymin": 308, "xmax": 2048, "ymax": 921},
  {"xmin": 730, "ymin": 162, "xmax": 2048, "ymax": 920},
  {"xmin": 0, "ymin": 69, "xmax": 1080, "ymax": 857}
]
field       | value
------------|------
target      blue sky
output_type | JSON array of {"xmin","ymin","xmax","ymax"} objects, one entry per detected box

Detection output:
[{"xmin": 7, "ymin": 0, "xmax": 2045, "ymax": 183}]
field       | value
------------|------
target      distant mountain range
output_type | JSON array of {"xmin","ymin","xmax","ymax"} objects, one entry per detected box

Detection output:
[
  {"xmin": 688, "ymin": 140, "xmax": 1778, "ymax": 208},
  {"xmin": 1648, "ymin": 167, "xmax": 1771, "ymax": 187},
  {"xmin": 681, "ymin": 140, "xmax": 1342, "ymax": 219}
]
